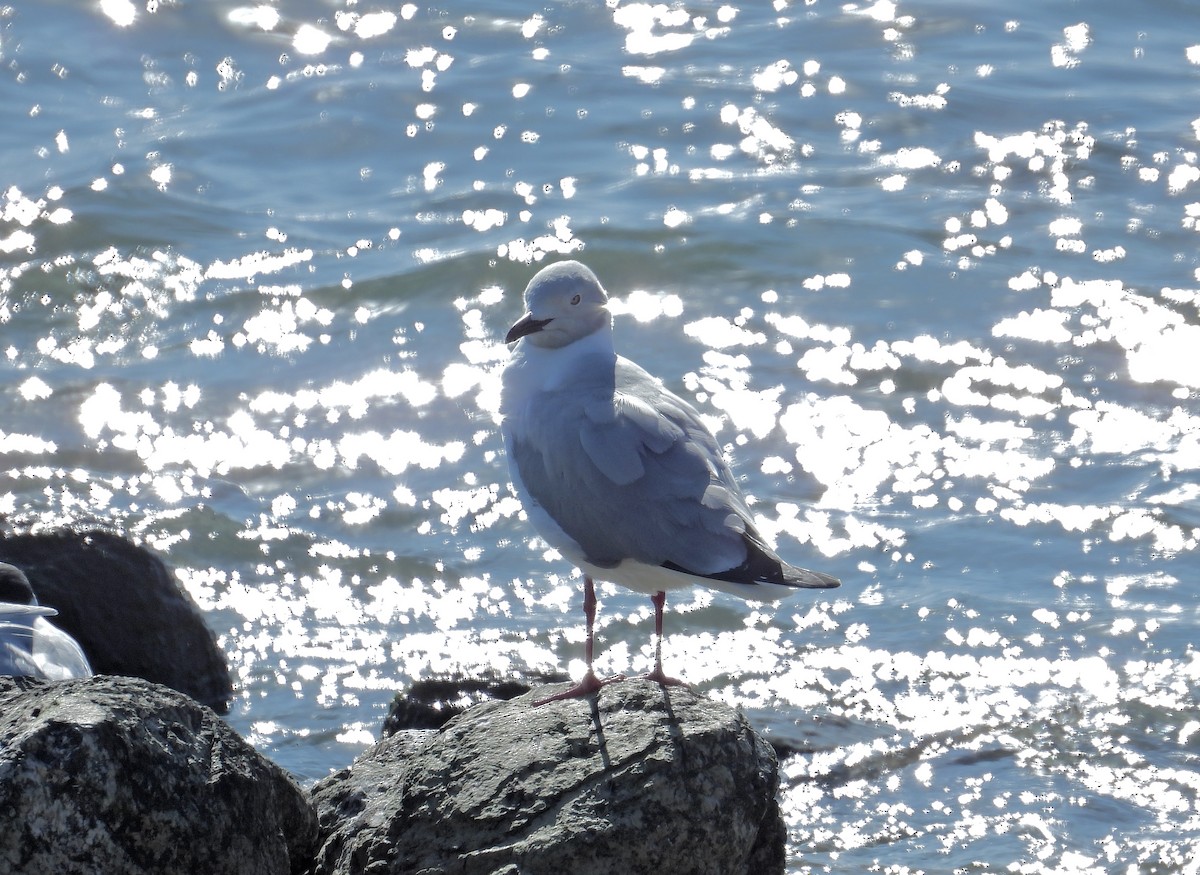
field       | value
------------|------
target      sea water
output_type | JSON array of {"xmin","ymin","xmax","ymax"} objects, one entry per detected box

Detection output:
[{"xmin": 2, "ymin": 1, "xmax": 1198, "ymax": 870}]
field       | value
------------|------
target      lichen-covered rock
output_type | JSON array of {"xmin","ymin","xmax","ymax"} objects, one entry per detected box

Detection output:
[
  {"xmin": 0, "ymin": 675, "xmax": 316, "ymax": 875},
  {"xmin": 311, "ymin": 680, "xmax": 785, "ymax": 875},
  {"xmin": 0, "ymin": 528, "xmax": 232, "ymax": 712}
]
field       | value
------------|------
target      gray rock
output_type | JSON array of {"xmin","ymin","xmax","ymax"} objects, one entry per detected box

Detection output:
[
  {"xmin": 0, "ymin": 528, "xmax": 233, "ymax": 712},
  {"xmin": 0, "ymin": 675, "xmax": 316, "ymax": 875},
  {"xmin": 311, "ymin": 680, "xmax": 785, "ymax": 875}
]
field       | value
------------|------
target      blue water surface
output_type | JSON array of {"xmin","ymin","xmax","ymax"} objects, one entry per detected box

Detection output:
[{"xmin": 2, "ymin": 1, "xmax": 1198, "ymax": 870}]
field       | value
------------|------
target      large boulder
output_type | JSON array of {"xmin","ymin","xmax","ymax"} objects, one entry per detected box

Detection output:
[
  {"xmin": 0, "ymin": 675, "xmax": 316, "ymax": 875},
  {"xmin": 311, "ymin": 679, "xmax": 786, "ymax": 875},
  {"xmin": 0, "ymin": 528, "xmax": 232, "ymax": 712}
]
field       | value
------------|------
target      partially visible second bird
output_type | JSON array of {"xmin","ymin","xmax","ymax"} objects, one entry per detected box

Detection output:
[{"xmin": 0, "ymin": 562, "xmax": 93, "ymax": 681}]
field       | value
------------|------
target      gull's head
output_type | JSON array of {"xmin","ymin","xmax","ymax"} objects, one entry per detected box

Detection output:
[
  {"xmin": 505, "ymin": 260, "xmax": 610, "ymax": 349},
  {"xmin": 0, "ymin": 563, "xmax": 35, "ymax": 606}
]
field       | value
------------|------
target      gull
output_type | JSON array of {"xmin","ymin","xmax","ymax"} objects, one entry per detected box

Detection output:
[
  {"xmin": 0, "ymin": 562, "xmax": 93, "ymax": 681},
  {"xmin": 500, "ymin": 260, "xmax": 839, "ymax": 704}
]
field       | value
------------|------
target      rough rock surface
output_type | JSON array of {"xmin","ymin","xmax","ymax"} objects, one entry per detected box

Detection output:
[
  {"xmin": 0, "ymin": 528, "xmax": 233, "ymax": 712},
  {"xmin": 311, "ymin": 679, "xmax": 785, "ymax": 875},
  {"xmin": 0, "ymin": 675, "xmax": 316, "ymax": 875}
]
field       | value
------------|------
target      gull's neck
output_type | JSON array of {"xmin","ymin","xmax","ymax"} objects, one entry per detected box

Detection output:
[{"xmin": 510, "ymin": 322, "xmax": 615, "ymax": 393}]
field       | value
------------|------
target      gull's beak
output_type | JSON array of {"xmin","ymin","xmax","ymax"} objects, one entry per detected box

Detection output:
[{"xmin": 505, "ymin": 312, "xmax": 553, "ymax": 344}]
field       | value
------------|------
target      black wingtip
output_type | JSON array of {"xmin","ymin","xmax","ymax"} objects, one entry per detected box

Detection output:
[
  {"xmin": 662, "ymin": 530, "xmax": 840, "ymax": 590},
  {"xmin": 782, "ymin": 567, "xmax": 841, "ymax": 589}
]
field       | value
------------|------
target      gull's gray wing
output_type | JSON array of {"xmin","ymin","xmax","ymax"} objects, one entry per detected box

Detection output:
[{"xmin": 509, "ymin": 357, "xmax": 754, "ymax": 576}]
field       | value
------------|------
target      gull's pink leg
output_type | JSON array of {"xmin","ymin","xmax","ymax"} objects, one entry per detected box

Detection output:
[
  {"xmin": 533, "ymin": 576, "xmax": 624, "ymax": 705},
  {"xmin": 643, "ymin": 590, "xmax": 686, "ymax": 687}
]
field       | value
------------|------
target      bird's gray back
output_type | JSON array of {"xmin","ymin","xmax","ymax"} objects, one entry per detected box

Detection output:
[{"xmin": 508, "ymin": 356, "xmax": 752, "ymax": 575}]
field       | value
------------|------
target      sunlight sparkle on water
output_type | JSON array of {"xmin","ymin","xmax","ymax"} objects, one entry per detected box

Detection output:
[
  {"xmin": 205, "ymin": 248, "xmax": 313, "ymax": 281},
  {"xmin": 608, "ymin": 290, "xmax": 684, "ymax": 323},
  {"xmin": 228, "ymin": 5, "xmax": 280, "ymax": 31},
  {"xmin": 339, "ymin": 431, "xmax": 465, "ymax": 477},
  {"xmin": 99, "ymin": 0, "xmax": 136, "ymax": 27},
  {"xmin": 613, "ymin": 4, "xmax": 696, "ymax": 56},
  {"xmin": 5, "ymin": 1, "xmax": 1198, "ymax": 864},
  {"xmin": 237, "ymin": 298, "xmax": 333, "ymax": 354},
  {"xmin": 251, "ymin": 369, "xmax": 437, "ymax": 418},
  {"xmin": 337, "ymin": 11, "xmax": 398, "ymax": 39},
  {"xmin": 293, "ymin": 23, "xmax": 333, "ymax": 55}
]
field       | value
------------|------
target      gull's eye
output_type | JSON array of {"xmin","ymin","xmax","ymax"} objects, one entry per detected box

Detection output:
[{"xmin": 571, "ymin": 294, "xmax": 581, "ymax": 305}]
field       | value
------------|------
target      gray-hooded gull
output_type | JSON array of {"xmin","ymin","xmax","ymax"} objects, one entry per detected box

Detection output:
[{"xmin": 500, "ymin": 260, "xmax": 839, "ymax": 704}]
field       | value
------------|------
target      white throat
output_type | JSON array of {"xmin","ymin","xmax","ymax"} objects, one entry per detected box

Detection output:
[{"xmin": 509, "ymin": 322, "xmax": 615, "ymax": 394}]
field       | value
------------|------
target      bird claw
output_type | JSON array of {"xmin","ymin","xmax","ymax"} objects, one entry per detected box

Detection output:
[{"xmin": 642, "ymin": 666, "xmax": 688, "ymax": 689}]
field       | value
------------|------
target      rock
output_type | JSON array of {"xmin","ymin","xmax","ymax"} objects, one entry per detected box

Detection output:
[
  {"xmin": 381, "ymin": 670, "xmax": 569, "ymax": 733},
  {"xmin": 311, "ymin": 680, "xmax": 785, "ymax": 875},
  {"xmin": 0, "ymin": 675, "xmax": 316, "ymax": 875},
  {"xmin": 0, "ymin": 528, "xmax": 233, "ymax": 712}
]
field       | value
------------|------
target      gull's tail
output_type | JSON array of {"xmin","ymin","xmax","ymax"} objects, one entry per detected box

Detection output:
[{"xmin": 664, "ymin": 528, "xmax": 840, "ymax": 595}]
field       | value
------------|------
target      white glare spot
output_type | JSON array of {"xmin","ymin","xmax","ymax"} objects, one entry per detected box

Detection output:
[
  {"xmin": 522, "ymin": 14, "xmax": 545, "ymax": 39},
  {"xmin": 99, "ymin": 0, "xmax": 137, "ymax": 27},
  {"xmin": 19, "ymin": 377, "xmax": 52, "ymax": 400},
  {"xmin": 663, "ymin": 207, "xmax": 691, "ymax": 228},
  {"xmin": 228, "ymin": 5, "xmax": 280, "ymax": 30},
  {"xmin": 423, "ymin": 162, "xmax": 445, "ymax": 192},
  {"xmin": 352, "ymin": 11, "xmax": 397, "ymax": 39},
  {"xmin": 150, "ymin": 164, "xmax": 172, "ymax": 189},
  {"xmin": 294, "ymin": 23, "xmax": 333, "ymax": 55}
]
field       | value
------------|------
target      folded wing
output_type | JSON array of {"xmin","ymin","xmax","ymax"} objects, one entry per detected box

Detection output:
[{"xmin": 511, "ymin": 358, "xmax": 798, "ymax": 582}]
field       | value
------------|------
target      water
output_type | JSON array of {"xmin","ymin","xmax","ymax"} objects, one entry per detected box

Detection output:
[{"xmin": 3, "ymin": 0, "xmax": 1199, "ymax": 870}]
